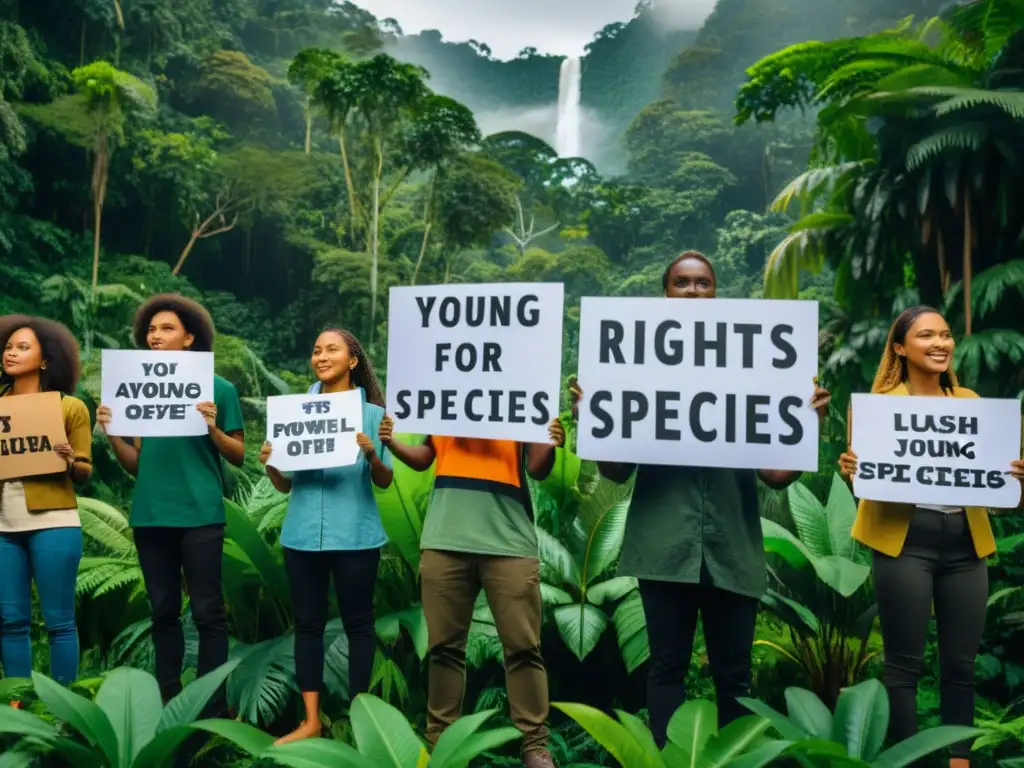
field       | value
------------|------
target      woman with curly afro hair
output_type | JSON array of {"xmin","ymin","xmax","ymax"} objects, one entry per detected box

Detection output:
[
  {"xmin": 840, "ymin": 305, "xmax": 1024, "ymax": 768},
  {"xmin": 0, "ymin": 315, "xmax": 92, "ymax": 690},
  {"xmin": 96, "ymin": 294, "xmax": 244, "ymax": 712}
]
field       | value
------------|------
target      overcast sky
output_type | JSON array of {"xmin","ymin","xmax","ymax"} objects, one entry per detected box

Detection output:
[{"xmin": 353, "ymin": 0, "xmax": 716, "ymax": 60}]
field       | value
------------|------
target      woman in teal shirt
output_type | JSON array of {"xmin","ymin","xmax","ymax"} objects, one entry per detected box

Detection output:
[{"xmin": 260, "ymin": 328, "xmax": 393, "ymax": 745}]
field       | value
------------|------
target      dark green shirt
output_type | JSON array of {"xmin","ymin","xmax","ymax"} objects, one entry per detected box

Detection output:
[
  {"xmin": 130, "ymin": 375, "xmax": 244, "ymax": 528},
  {"xmin": 617, "ymin": 465, "xmax": 766, "ymax": 599}
]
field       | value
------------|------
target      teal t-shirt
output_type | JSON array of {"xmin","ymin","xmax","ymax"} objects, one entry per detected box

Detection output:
[{"xmin": 130, "ymin": 375, "xmax": 244, "ymax": 528}]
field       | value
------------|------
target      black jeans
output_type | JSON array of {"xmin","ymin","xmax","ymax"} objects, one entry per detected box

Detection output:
[
  {"xmin": 135, "ymin": 525, "xmax": 229, "ymax": 709},
  {"xmin": 873, "ymin": 508, "xmax": 988, "ymax": 759},
  {"xmin": 283, "ymin": 546, "xmax": 380, "ymax": 698},
  {"xmin": 638, "ymin": 577, "xmax": 759, "ymax": 747}
]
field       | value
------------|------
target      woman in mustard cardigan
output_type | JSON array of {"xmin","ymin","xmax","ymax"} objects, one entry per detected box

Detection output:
[
  {"xmin": 0, "ymin": 316, "xmax": 92, "ymax": 688},
  {"xmin": 839, "ymin": 305, "xmax": 1024, "ymax": 767}
]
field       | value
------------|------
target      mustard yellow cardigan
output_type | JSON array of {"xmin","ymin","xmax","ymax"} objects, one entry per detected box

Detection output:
[{"xmin": 849, "ymin": 383, "xmax": 998, "ymax": 559}]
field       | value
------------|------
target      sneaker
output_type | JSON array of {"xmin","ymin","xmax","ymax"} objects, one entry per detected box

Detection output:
[{"xmin": 523, "ymin": 748, "xmax": 556, "ymax": 768}]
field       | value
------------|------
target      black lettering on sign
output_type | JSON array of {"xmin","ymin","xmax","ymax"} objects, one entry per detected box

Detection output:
[
  {"xmin": 125, "ymin": 404, "xmax": 188, "ymax": 420},
  {"xmin": 272, "ymin": 418, "xmax": 356, "ymax": 438},
  {"xmin": 115, "ymin": 382, "xmax": 202, "ymax": 400},
  {"xmin": 0, "ymin": 416, "xmax": 10, "ymax": 433},
  {"xmin": 415, "ymin": 294, "xmax": 541, "ymax": 328},
  {"xmin": 434, "ymin": 342, "xmax": 504, "ymax": 373},
  {"xmin": 286, "ymin": 438, "xmax": 337, "ymax": 456},
  {"xmin": 0, "ymin": 435, "xmax": 54, "ymax": 456},
  {"xmin": 893, "ymin": 438, "xmax": 976, "ymax": 460},
  {"xmin": 857, "ymin": 462, "xmax": 912, "ymax": 483},
  {"xmin": 302, "ymin": 401, "xmax": 331, "ymax": 416},
  {"xmin": 894, "ymin": 413, "xmax": 978, "ymax": 435},
  {"xmin": 914, "ymin": 466, "xmax": 1006, "ymax": 489},
  {"xmin": 770, "ymin": 325, "xmax": 797, "ymax": 369},
  {"xmin": 141, "ymin": 362, "xmax": 179, "ymax": 377},
  {"xmin": 395, "ymin": 389, "xmax": 551, "ymax": 426}
]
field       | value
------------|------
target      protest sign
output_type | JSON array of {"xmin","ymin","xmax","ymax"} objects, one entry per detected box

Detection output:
[
  {"xmin": 386, "ymin": 283, "xmax": 564, "ymax": 442},
  {"xmin": 265, "ymin": 390, "xmax": 363, "ymax": 472},
  {"xmin": 101, "ymin": 350, "xmax": 213, "ymax": 437},
  {"xmin": 851, "ymin": 394, "xmax": 1022, "ymax": 508},
  {"xmin": 0, "ymin": 391, "xmax": 69, "ymax": 480},
  {"xmin": 575, "ymin": 297, "xmax": 820, "ymax": 471}
]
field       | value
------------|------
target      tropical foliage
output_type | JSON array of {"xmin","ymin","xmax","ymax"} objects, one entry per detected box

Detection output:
[{"xmin": 2, "ymin": 0, "xmax": 1023, "ymax": 764}]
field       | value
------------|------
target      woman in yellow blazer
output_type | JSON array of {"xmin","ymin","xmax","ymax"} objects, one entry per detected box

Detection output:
[
  {"xmin": 0, "ymin": 316, "xmax": 92, "ymax": 688},
  {"xmin": 839, "ymin": 305, "xmax": 1024, "ymax": 768}
]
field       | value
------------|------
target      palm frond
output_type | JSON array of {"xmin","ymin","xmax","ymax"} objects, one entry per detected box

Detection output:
[
  {"xmin": 945, "ymin": 261, "xmax": 1024, "ymax": 320},
  {"xmin": 955, "ymin": 328, "xmax": 1024, "ymax": 386},
  {"xmin": 77, "ymin": 496, "xmax": 134, "ymax": 557},
  {"xmin": 906, "ymin": 123, "xmax": 989, "ymax": 170}
]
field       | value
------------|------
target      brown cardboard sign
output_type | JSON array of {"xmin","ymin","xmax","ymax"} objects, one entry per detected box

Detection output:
[{"xmin": 0, "ymin": 391, "xmax": 69, "ymax": 481}]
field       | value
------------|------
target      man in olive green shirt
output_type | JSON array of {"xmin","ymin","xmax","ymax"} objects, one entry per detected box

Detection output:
[
  {"xmin": 98, "ymin": 295, "xmax": 245, "ymax": 714},
  {"xmin": 572, "ymin": 252, "xmax": 830, "ymax": 746}
]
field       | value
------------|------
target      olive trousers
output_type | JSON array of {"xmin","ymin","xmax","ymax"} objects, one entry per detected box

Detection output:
[{"xmin": 420, "ymin": 549, "xmax": 549, "ymax": 755}]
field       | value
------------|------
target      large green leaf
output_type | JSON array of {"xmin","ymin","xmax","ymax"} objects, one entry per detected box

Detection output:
[
  {"xmin": 872, "ymin": 726, "xmax": 984, "ymax": 768},
  {"xmin": 665, "ymin": 700, "xmax": 717, "ymax": 762},
  {"xmin": 573, "ymin": 480, "xmax": 631, "ymax": 584},
  {"xmin": 375, "ymin": 605, "xmax": 428, "ymax": 660},
  {"xmin": 723, "ymin": 740, "xmax": 793, "ymax": 768},
  {"xmin": 553, "ymin": 702, "xmax": 661, "ymax": 768},
  {"xmin": 159, "ymin": 659, "xmax": 241, "ymax": 732},
  {"xmin": 784, "ymin": 688, "xmax": 833, "ymax": 739},
  {"xmin": 736, "ymin": 697, "xmax": 809, "ymax": 741},
  {"xmin": 824, "ymin": 472, "xmax": 859, "ymax": 560},
  {"xmin": 540, "ymin": 583, "xmax": 574, "ymax": 605},
  {"xmin": 702, "ymin": 716, "xmax": 773, "ymax": 766},
  {"xmin": 587, "ymin": 576, "xmax": 637, "ymax": 606},
  {"xmin": 612, "ymin": 590, "xmax": 650, "ymax": 674},
  {"xmin": 761, "ymin": 519, "xmax": 870, "ymax": 597},
  {"xmin": 229, "ymin": 635, "xmax": 297, "ymax": 725},
  {"xmin": 538, "ymin": 527, "xmax": 580, "ymax": 586},
  {"xmin": 224, "ymin": 498, "xmax": 291, "ymax": 608},
  {"xmin": 373, "ymin": 433, "xmax": 431, "ymax": 571},
  {"xmin": 787, "ymin": 481, "xmax": 831, "ymax": 558},
  {"xmin": 554, "ymin": 603, "xmax": 608, "ymax": 661},
  {"xmin": 832, "ymin": 679, "xmax": 888, "ymax": 760},
  {"xmin": 32, "ymin": 671, "xmax": 119, "ymax": 765},
  {"xmin": 0, "ymin": 704, "xmax": 60, "ymax": 740},
  {"xmin": 262, "ymin": 738, "xmax": 376, "ymax": 768},
  {"xmin": 94, "ymin": 667, "xmax": 163, "ymax": 766},
  {"xmin": 349, "ymin": 694, "xmax": 424, "ymax": 767},
  {"xmin": 429, "ymin": 709, "xmax": 518, "ymax": 768},
  {"xmin": 132, "ymin": 719, "xmax": 274, "ymax": 768},
  {"xmin": 760, "ymin": 590, "xmax": 820, "ymax": 636},
  {"xmin": 536, "ymin": 445, "xmax": 583, "ymax": 506}
]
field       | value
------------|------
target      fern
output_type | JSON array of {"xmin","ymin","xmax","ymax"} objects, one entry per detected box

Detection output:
[
  {"xmin": 955, "ymin": 329, "xmax": 1024, "ymax": 386},
  {"xmin": 945, "ymin": 260, "xmax": 1024, "ymax": 319},
  {"xmin": 905, "ymin": 123, "xmax": 988, "ymax": 170}
]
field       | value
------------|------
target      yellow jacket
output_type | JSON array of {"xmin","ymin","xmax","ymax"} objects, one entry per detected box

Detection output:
[{"xmin": 849, "ymin": 383, "xmax": 997, "ymax": 559}]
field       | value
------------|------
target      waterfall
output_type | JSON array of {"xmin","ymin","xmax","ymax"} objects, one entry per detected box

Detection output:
[{"xmin": 555, "ymin": 56, "xmax": 581, "ymax": 158}]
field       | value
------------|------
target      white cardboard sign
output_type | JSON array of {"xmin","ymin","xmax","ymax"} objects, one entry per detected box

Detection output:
[
  {"xmin": 386, "ymin": 283, "xmax": 564, "ymax": 442},
  {"xmin": 101, "ymin": 350, "xmax": 213, "ymax": 437},
  {"xmin": 575, "ymin": 297, "xmax": 821, "ymax": 471},
  {"xmin": 265, "ymin": 390, "xmax": 363, "ymax": 472},
  {"xmin": 852, "ymin": 393, "xmax": 1022, "ymax": 508}
]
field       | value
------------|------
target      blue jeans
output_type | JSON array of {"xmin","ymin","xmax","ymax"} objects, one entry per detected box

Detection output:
[{"xmin": 0, "ymin": 527, "xmax": 83, "ymax": 684}]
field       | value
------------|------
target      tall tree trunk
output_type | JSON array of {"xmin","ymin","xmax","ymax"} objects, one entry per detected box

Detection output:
[
  {"xmin": 90, "ymin": 135, "xmax": 109, "ymax": 297},
  {"xmin": 173, "ymin": 232, "xmax": 200, "ymax": 275},
  {"xmin": 338, "ymin": 130, "xmax": 358, "ymax": 237},
  {"xmin": 369, "ymin": 141, "xmax": 383, "ymax": 344},
  {"xmin": 412, "ymin": 175, "xmax": 435, "ymax": 286},
  {"xmin": 962, "ymin": 192, "xmax": 973, "ymax": 337},
  {"xmin": 304, "ymin": 97, "xmax": 312, "ymax": 154}
]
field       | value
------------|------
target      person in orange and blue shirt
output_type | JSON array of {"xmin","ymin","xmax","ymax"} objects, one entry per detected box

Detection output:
[{"xmin": 379, "ymin": 416, "xmax": 563, "ymax": 768}]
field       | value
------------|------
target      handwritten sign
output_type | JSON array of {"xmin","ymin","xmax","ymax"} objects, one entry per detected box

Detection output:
[
  {"xmin": 852, "ymin": 394, "xmax": 1022, "ymax": 508},
  {"xmin": 386, "ymin": 283, "xmax": 564, "ymax": 442},
  {"xmin": 265, "ymin": 390, "xmax": 363, "ymax": 472},
  {"xmin": 0, "ymin": 392, "xmax": 69, "ymax": 480},
  {"xmin": 576, "ymin": 297, "xmax": 821, "ymax": 471},
  {"xmin": 101, "ymin": 350, "xmax": 213, "ymax": 437}
]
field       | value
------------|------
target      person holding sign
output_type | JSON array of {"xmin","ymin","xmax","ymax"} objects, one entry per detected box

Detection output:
[
  {"xmin": 570, "ymin": 252, "xmax": 831, "ymax": 747},
  {"xmin": 0, "ymin": 316, "xmax": 92, "ymax": 690},
  {"xmin": 378, "ymin": 417, "xmax": 565, "ymax": 768},
  {"xmin": 838, "ymin": 305, "xmax": 1024, "ymax": 766},
  {"xmin": 258, "ymin": 329, "xmax": 393, "ymax": 745},
  {"xmin": 96, "ymin": 295, "xmax": 244, "ymax": 712}
]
